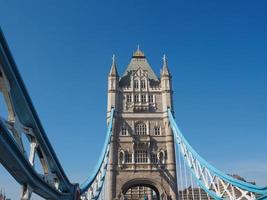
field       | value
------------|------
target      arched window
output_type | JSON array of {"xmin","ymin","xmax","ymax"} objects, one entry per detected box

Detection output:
[
  {"xmin": 135, "ymin": 122, "xmax": 147, "ymax": 135},
  {"xmin": 119, "ymin": 151, "xmax": 125, "ymax": 164},
  {"xmin": 158, "ymin": 151, "xmax": 165, "ymax": 164},
  {"xmin": 134, "ymin": 142, "xmax": 148, "ymax": 163},
  {"xmin": 134, "ymin": 80, "xmax": 139, "ymax": 89},
  {"xmin": 141, "ymin": 80, "xmax": 146, "ymax": 89},
  {"xmin": 135, "ymin": 150, "xmax": 148, "ymax": 163}
]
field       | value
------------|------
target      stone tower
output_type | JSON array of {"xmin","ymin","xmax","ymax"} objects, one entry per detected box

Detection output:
[{"xmin": 106, "ymin": 48, "xmax": 177, "ymax": 200}]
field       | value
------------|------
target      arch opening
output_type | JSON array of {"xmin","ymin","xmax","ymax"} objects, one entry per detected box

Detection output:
[{"xmin": 122, "ymin": 180, "xmax": 161, "ymax": 200}]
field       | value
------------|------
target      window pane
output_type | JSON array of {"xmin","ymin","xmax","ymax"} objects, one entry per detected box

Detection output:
[
  {"xmin": 134, "ymin": 80, "xmax": 139, "ymax": 89},
  {"xmin": 121, "ymin": 127, "xmax": 127, "ymax": 136},
  {"xmin": 126, "ymin": 95, "xmax": 132, "ymax": 103},
  {"xmin": 141, "ymin": 80, "xmax": 146, "ymax": 89},
  {"xmin": 135, "ymin": 122, "xmax": 147, "ymax": 135},
  {"xmin": 125, "ymin": 152, "xmax": 132, "ymax": 163},
  {"xmin": 151, "ymin": 153, "xmax": 158, "ymax": 164},
  {"xmin": 135, "ymin": 150, "xmax": 148, "ymax": 163},
  {"xmin": 141, "ymin": 94, "xmax": 146, "ymax": 103},
  {"xmin": 148, "ymin": 95, "xmax": 153, "ymax": 103},
  {"xmin": 134, "ymin": 94, "xmax": 139, "ymax": 102},
  {"xmin": 154, "ymin": 126, "xmax": 160, "ymax": 135}
]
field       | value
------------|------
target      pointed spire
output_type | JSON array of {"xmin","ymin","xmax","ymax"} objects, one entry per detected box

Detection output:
[
  {"xmin": 109, "ymin": 54, "xmax": 119, "ymax": 77},
  {"xmin": 133, "ymin": 45, "xmax": 145, "ymax": 58},
  {"xmin": 161, "ymin": 54, "xmax": 170, "ymax": 76}
]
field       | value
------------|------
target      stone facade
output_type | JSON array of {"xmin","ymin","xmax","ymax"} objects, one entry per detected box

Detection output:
[{"xmin": 106, "ymin": 49, "xmax": 178, "ymax": 200}]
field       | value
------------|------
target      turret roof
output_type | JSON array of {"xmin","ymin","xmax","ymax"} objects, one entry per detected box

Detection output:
[
  {"xmin": 109, "ymin": 54, "xmax": 119, "ymax": 77},
  {"xmin": 161, "ymin": 54, "xmax": 170, "ymax": 76},
  {"xmin": 121, "ymin": 47, "xmax": 159, "ymax": 82}
]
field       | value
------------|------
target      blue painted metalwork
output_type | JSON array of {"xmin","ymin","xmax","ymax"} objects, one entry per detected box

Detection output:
[
  {"xmin": 0, "ymin": 119, "xmax": 78, "ymax": 199},
  {"xmin": 79, "ymin": 107, "xmax": 115, "ymax": 194},
  {"xmin": 89, "ymin": 163, "xmax": 108, "ymax": 200},
  {"xmin": 184, "ymin": 156, "xmax": 223, "ymax": 200},
  {"xmin": 168, "ymin": 108, "xmax": 267, "ymax": 199},
  {"xmin": 1, "ymin": 25, "xmax": 266, "ymax": 200},
  {"xmin": 0, "ymin": 28, "xmax": 78, "ymax": 199}
]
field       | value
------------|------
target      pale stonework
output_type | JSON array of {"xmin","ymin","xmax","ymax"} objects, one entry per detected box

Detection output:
[{"xmin": 106, "ymin": 49, "xmax": 178, "ymax": 200}]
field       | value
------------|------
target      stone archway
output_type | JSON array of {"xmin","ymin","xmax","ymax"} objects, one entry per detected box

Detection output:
[{"xmin": 120, "ymin": 179, "xmax": 165, "ymax": 200}]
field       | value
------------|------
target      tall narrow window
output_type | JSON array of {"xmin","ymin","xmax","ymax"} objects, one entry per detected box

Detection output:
[
  {"xmin": 121, "ymin": 127, "xmax": 127, "ymax": 136},
  {"xmin": 141, "ymin": 94, "xmax": 146, "ymax": 103},
  {"xmin": 141, "ymin": 80, "xmax": 146, "ymax": 89},
  {"xmin": 148, "ymin": 95, "xmax": 153, "ymax": 103},
  {"xmin": 158, "ymin": 151, "xmax": 165, "ymax": 164},
  {"xmin": 135, "ymin": 122, "xmax": 147, "ymax": 135},
  {"xmin": 134, "ymin": 80, "xmax": 139, "ymax": 89},
  {"xmin": 125, "ymin": 152, "xmax": 132, "ymax": 163},
  {"xmin": 119, "ymin": 151, "xmax": 124, "ymax": 164},
  {"xmin": 134, "ymin": 94, "xmax": 139, "ymax": 102},
  {"xmin": 151, "ymin": 153, "xmax": 158, "ymax": 164},
  {"xmin": 154, "ymin": 126, "xmax": 161, "ymax": 135},
  {"xmin": 126, "ymin": 95, "xmax": 132, "ymax": 103}
]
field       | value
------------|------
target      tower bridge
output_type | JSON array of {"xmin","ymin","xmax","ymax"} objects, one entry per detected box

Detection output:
[
  {"xmin": 105, "ymin": 48, "xmax": 177, "ymax": 200},
  {"xmin": 0, "ymin": 28, "xmax": 266, "ymax": 200}
]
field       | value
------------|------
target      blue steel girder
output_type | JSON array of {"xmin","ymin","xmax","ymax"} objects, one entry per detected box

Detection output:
[
  {"xmin": 167, "ymin": 108, "xmax": 267, "ymax": 200},
  {"xmin": 80, "ymin": 108, "xmax": 115, "ymax": 199},
  {"xmin": 0, "ymin": 28, "xmax": 78, "ymax": 199},
  {"xmin": 0, "ymin": 120, "xmax": 78, "ymax": 199}
]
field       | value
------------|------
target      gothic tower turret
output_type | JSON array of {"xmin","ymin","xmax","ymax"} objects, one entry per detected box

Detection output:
[
  {"xmin": 161, "ymin": 54, "xmax": 172, "ymax": 111},
  {"xmin": 160, "ymin": 55, "xmax": 177, "ymax": 200},
  {"xmin": 107, "ymin": 54, "xmax": 119, "ymax": 111},
  {"xmin": 106, "ymin": 48, "xmax": 178, "ymax": 200},
  {"xmin": 106, "ymin": 54, "xmax": 119, "ymax": 200}
]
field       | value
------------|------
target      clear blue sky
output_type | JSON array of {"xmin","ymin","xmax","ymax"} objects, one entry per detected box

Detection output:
[{"xmin": 0, "ymin": 0, "xmax": 267, "ymax": 199}]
